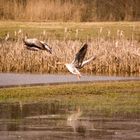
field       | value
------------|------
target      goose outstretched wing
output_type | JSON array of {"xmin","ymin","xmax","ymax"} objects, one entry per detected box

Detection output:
[
  {"xmin": 72, "ymin": 43, "xmax": 88, "ymax": 68},
  {"xmin": 40, "ymin": 41, "xmax": 52, "ymax": 53},
  {"xmin": 81, "ymin": 55, "xmax": 96, "ymax": 67}
]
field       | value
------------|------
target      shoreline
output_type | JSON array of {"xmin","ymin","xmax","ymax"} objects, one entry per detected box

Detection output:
[{"xmin": 0, "ymin": 73, "xmax": 140, "ymax": 88}]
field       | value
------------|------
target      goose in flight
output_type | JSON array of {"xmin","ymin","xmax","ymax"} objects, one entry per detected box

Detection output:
[
  {"xmin": 65, "ymin": 43, "xmax": 96, "ymax": 79},
  {"xmin": 23, "ymin": 34, "xmax": 52, "ymax": 54}
]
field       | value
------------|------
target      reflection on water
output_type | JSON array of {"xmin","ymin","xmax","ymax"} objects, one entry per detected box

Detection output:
[
  {"xmin": 0, "ymin": 101, "xmax": 140, "ymax": 140},
  {"xmin": 67, "ymin": 107, "xmax": 94, "ymax": 133}
]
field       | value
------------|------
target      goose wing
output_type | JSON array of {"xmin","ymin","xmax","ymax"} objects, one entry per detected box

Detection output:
[
  {"xmin": 24, "ymin": 38, "xmax": 44, "ymax": 49},
  {"xmin": 81, "ymin": 55, "xmax": 96, "ymax": 67},
  {"xmin": 40, "ymin": 41, "xmax": 52, "ymax": 53},
  {"xmin": 72, "ymin": 43, "xmax": 88, "ymax": 68}
]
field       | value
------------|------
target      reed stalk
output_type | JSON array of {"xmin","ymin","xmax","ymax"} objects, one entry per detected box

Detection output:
[{"xmin": 0, "ymin": 29, "xmax": 139, "ymax": 76}]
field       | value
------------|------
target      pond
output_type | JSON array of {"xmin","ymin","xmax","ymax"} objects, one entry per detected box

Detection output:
[
  {"xmin": 0, "ymin": 101, "xmax": 139, "ymax": 140},
  {"xmin": 0, "ymin": 73, "xmax": 139, "ymax": 87}
]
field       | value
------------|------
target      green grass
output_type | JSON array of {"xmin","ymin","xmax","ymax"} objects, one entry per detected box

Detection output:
[
  {"xmin": 0, "ymin": 21, "xmax": 139, "ymax": 40},
  {"xmin": 0, "ymin": 81, "xmax": 140, "ymax": 116},
  {"xmin": 0, "ymin": 81, "xmax": 139, "ymax": 102}
]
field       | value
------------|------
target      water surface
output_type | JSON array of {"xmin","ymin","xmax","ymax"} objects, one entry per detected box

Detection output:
[
  {"xmin": 0, "ymin": 101, "xmax": 139, "ymax": 140},
  {"xmin": 0, "ymin": 73, "xmax": 139, "ymax": 87}
]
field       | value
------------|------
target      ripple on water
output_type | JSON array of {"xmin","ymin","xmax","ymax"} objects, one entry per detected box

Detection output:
[{"xmin": 0, "ymin": 101, "xmax": 139, "ymax": 140}]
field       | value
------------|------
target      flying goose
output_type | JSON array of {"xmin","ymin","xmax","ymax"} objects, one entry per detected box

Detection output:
[
  {"xmin": 23, "ymin": 34, "xmax": 52, "ymax": 54},
  {"xmin": 65, "ymin": 43, "xmax": 96, "ymax": 79}
]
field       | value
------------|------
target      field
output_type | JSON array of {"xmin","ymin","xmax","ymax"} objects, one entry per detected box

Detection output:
[
  {"xmin": 0, "ymin": 81, "xmax": 140, "ymax": 116},
  {"xmin": 0, "ymin": 21, "xmax": 140, "ymax": 40},
  {"xmin": 0, "ymin": 21, "xmax": 140, "ymax": 75},
  {"xmin": 0, "ymin": 1, "xmax": 139, "ymax": 138}
]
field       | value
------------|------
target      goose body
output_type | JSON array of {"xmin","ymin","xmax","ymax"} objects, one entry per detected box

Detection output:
[
  {"xmin": 65, "ymin": 43, "xmax": 96, "ymax": 79},
  {"xmin": 65, "ymin": 63, "xmax": 81, "ymax": 76},
  {"xmin": 23, "ymin": 36, "xmax": 52, "ymax": 54}
]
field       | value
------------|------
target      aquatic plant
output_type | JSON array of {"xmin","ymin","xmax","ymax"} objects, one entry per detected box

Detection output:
[{"xmin": 0, "ymin": 22, "xmax": 139, "ymax": 75}]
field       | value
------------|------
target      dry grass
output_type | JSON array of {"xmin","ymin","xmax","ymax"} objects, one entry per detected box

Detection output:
[
  {"xmin": 0, "ymin": 0, "xmax": 84, "ymax": 21},
  {"xmin": 0, "ymin": 21, "xmax": 140, "ymax": 41},
  {"xmin": 0, "ymin": 22, "xmax": 140, "ymax": 75},
  {"xmin": 0, "ymin": 26, "xmax": 140, "ymax": 75},
  {"xmin": 0, "ymin": 0, "xmax": 139, "ymax": 21}
]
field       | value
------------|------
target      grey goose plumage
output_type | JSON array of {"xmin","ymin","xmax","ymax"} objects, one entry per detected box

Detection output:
[
  {"xmin": 65, "ymin": 43, "xmax": 96, "ymax": 79},
  {"xmin": 23, "ymin": 34, "xmax": 52, "ymax": 54}
]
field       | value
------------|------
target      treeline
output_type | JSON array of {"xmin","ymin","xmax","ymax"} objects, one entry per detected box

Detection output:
[{"xmin": 0, "ymin": 0, "xmax": 139, "ymax": 21}]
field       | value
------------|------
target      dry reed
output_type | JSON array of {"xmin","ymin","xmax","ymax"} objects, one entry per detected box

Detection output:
[
  {"xmin": 0, "ymin": 0, "xmax": 84, "ymax": 21},
  {"xmin": 0, "ymin": 0, "xmax": 139, "ymax": 21},
  {"xmin": 0, "ymin": 29, "xmax": 140, "ymax": 76}
]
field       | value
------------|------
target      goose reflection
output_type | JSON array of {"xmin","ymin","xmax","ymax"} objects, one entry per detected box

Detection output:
[{"xmin": 67, "ymin": 107, "xmax": 94, "ymax": 133}]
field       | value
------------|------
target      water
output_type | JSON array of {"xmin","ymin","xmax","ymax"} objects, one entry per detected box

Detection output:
[
  {"xmin": 0, "ymin": 101, "xmax": 139, "ymax": 140},
  {"xmin": 0, "ymin": 73, "xmax": 140, "ymax": 139},
  {"xmin": 0, "ymin": 73, "xmax": 139, "ymax": 87}
]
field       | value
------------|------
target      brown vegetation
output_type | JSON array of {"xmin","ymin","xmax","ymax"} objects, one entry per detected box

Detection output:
[
  {"xmin": 0, "ymin": 28, "xmax": 139, "ymax": 75},
  {"xmin": 0, "ymin": 0, "xmax": 139, "ymax": 21}
]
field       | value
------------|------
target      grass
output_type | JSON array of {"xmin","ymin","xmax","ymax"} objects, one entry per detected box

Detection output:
[
  {"xmin": 0, "ymin": 21, "xmax": 140, "ymax": 40},
  {"xmin": 0, "ymin": 81, "xmax": 140, "ymax": 116},
  {"xmin": 0, "ymin": 37, "xmax": 140, "ymax": 75},
  {"xmin": 0, "ymin": 21, "xmax": 140, "ymax": 75}
]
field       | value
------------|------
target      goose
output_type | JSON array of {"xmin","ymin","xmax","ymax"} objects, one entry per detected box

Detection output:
[
  {"xmin": 65, "ymin": 43, "xmax": 96, "ymax": 79},
  {"xmin": 23, "ymin": 34, "xmax": 52, "ymax": 54}
]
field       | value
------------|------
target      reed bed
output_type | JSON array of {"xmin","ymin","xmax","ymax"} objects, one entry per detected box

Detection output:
[{"xmin": 0, "ymin": 29, "xmax": 140, "ymax": 76}]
